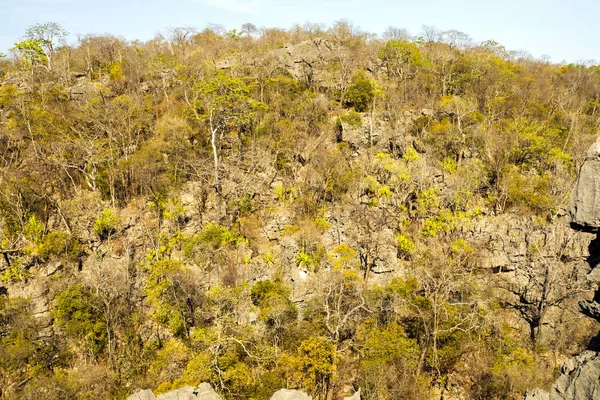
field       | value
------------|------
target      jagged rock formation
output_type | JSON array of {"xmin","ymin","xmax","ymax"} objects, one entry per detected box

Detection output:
[
  {"xmin": 524, "ymin": 351, "xmax": 600, "ymax": 399},
  {"xmin": 216, "ymin": 38, "xmax": 354, "ymax": 89},
  {"xmin": 570, "ymin": 136, "xmax": 600, "ymax": 324},
  {"xmin": 570, "ymin": 136, "xmax": 600, "ymax": 232},
  {"xmin": 524, "ymin": 138, "xmax": 600, "ymax": 399}
]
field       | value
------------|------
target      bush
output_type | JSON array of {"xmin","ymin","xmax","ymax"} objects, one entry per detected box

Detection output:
[
  {"xmin": 397, "ymin": 234, "xmax": 416, "ymax": 260},
  {"xmin": 93, "ymin": 209, "xmax": 120, "ymax": 240},
  {"xmin": 35, "ymin": 231, "xmax": 83, "ymax": 262},
  {"xmin": 55, "ymin": 285, "xmax": 107, "ymax": 356},
  {"xmin": 1, "ymin": 258, "xmax": 29, "ymax": 283},
  {"xmin": 345, "ymin": 70, "xmax": 378, "ymax": 112}
]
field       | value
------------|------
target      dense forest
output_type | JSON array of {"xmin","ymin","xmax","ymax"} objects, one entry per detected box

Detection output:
[{"xmin": 1, "ymin": 21, "xmax": 600, "ymax": 399}]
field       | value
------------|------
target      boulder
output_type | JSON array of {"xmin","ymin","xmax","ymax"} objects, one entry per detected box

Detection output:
[
  {"xmin": 344, "ymin": 389, "xmax": 361, "ymax": 400},
  {"xmin": 524, "ymin": 351, "xmax": 600, "ymax": 399},
  {"xmin": 127, "ymin": 389, "xmax": 156, "ymax": 400},
  {"xmin": 569, "ymin": 136, "xmax": 600, "ymax": 231},
  {"xmin": 523, "ymin": 388, "xmax": 550, "ymax": 400},
  {"xmin": 195, "ymin": 383, "xmax": 223, "ymax": 400},
  {"xmin": 156, "ymin": 386, "xmax": 195, "ymax": 400},
  {"xmin": 127, "ymin": 383, "xmax": 222, "ymax": 400},
  {"xmin": 270, "ymin": 389, "xmax": 312, "ymax": 400}
]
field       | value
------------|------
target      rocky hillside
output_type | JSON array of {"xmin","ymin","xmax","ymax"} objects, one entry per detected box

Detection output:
[{"xmin": 1, "ymin": 22, "xmax": 600, "ymax": 400}]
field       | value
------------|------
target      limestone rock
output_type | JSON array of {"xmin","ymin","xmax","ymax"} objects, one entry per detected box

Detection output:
[
  {"xmin": 270, "ymin": 389, "xmax": 312, "ymax": 400},
  {"xmin": 127, "ymin": 383, "xmax": 222, "ymax": 400},
  {"xmin": 523, "ymin": 388, "xmax": 550, "ymax": 400},
  {"xmin": 127, "ymin": 389, "xmax": 156, "ymax": 400},
  {"xmin": 524, "ymin": 351, "xmax": 600, "ymax": 400},
  {"xmin": 569, "ymin": 136, "xmax": 600, "ymax": 231},
  {"xmin": 156, "ymin": 386, "xmax": 196, "ymax": 400},
  {"xmin": 344, "ymin": 389, "xmax": 361, "ymax": 400},
  {"xmin": 195, "ymin": 383, "xmax": 223, "ymax": 400}
]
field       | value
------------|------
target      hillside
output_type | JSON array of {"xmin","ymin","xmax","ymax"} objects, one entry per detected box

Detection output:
[{"xmin": 1, "ymin": 22, "xmax": 600, "ymax": 399}]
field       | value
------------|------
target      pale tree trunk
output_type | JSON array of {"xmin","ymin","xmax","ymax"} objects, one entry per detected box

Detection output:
[{"xmin": 209, "ymin": 109, "xmax": 220, "ymax": 186}]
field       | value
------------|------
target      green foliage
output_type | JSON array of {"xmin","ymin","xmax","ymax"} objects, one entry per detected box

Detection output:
[
  {"xmin": 144, "ymin": 259, "xmax": 191, "ymax": 336},
  {"xmin": 357, "ymin": 321, "xmax": 428, "ymax": 399},
  {"xmin": 55, "ymin": 285, "xmax": 107, "ymax": 356},
  {"xmin": 397, "ymin": 233, "xmax": 416, "ymax": 260},
  {"xmin": 0, "ymin": 85, "xmax": 19, "ymax": 107},
  {"xmin": 1, "ymin": 258, "xmax": 29, "ymax": 283},
  {"xmin": 506, "ymin": 168, "xmax": 555, "ymax": 215},
  {"xmin": 274, "ymin": 184, "xmax": 297, "ymax": 203},
  {"xmin": 93, "ymin": 209, "xmax": 120, "ymax": 240},
  {"xmin": 35, "ymin": 231, "xmax": 83, "ymax": 262},
  {"xmin": 296, "ymin": 251, "xmax": 318, "ymax": 271},
  {"xmin": 379, "ymin": 39, "xmax": 428, "ymax": 79},
  {"xmin": 195, "ymin": 223, "xmax": 246, "ymax": 248},
  {"xmin": 23, "ymin": 214, "xmax": 44, "ymax": 244},
  {"xmin": 107, "ymin": 62, "xmax": 125, "ymax": 81},
  {"xmin": 402, "ymin": 147, "xmax": 419, "ymax": 162},
  {"xmin": 296, "ymin": 336, "xmax": 336, "ymax": 395},
  {"xmin": 415, "ymin": 188, "xmax": 440, "ymax": 217},
  {"xmin": 442, "ymin": 156, "xmax": 458, "ymax": 174},
  {"xmin": 252, "ymin": 280, "xmax": 297, "ymax": 327},
  {"xmin": 190, "ymin": 72, "xmax": 266, "ymax": 130},
  {"xmin": 339, "ymin": 110, "xmax": 363, "ymax": 127},
  {"xmin": 12, "ymin": 39, "xmax": 47, "ymax": 66},
  {"xmin": 329, "ymin": 243, "xmax": 358, "ymax": 270},
  {"xmin": 345, "ymin": 70, "xmax": 378, "ymax": 112}
]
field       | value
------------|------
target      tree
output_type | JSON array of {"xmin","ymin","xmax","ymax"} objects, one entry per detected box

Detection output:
[
  {"xmin": 382, "ymin": 26, "xmax": 412, "ymax": 41},
  {"xmin": 500, "ymin": 229, "xmax": 590, "ymax": 344},
  {"xmin": 15, "ymin": 22, "xmax": 68, "ymax": 71},
  {"xmin": 12, "ymin": 39, "xmax": 47, "ymax": 71},
  {"xmin": 188, "ymin": 73, "xmax": 265, "ymax": 187}
]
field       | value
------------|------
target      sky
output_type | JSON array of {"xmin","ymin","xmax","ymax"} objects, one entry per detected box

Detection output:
[{"xmin": 0, "ymin": 0, "xmax": 599, "ymax": 63}]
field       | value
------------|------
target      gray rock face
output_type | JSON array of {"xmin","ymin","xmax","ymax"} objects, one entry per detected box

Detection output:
[
  {"xmin": 523, "ymin": 351, "xmax": 600, "ymax": 400},
  {"xmin": 195, "ymin": 383, "xmax": 222, "ymax": 400},
  {"xmin": 127, "ymin": 383, "xmax": 222, "ymax": 400},
  {"xmin": 569, "ymin": 137, "xmax": 600, "ymax": 231},
  {"xmin": 270, "ymin": 389, "xmax": 312, "ymax": 400},
  {"xmin": 524, "ymin": 138, "xmax": 600, "ymax": 399},
  {"xmin": 156, "ymin": 386, "xmax": 196, "ymax": 400},
  {"xmin": 127, "ymin": 389, "xmax": 156, "ymax": 400}
]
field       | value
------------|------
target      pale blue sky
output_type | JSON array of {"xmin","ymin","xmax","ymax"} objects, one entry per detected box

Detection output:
[{"xmin": 1, "ymin": 0, "xmax": 599, "ymax": 63}]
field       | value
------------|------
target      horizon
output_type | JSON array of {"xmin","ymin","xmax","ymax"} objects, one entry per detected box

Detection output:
[{"xmin": 0, "ymin": 0, "xmax": 599, "ymax": 64}]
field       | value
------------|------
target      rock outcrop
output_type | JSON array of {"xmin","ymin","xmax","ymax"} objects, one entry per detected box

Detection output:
[
  {"xmin": 524, "ymin": 138, "xmax": 600, "ymax": 399},
  {"xmin": 270, "ymin": 389, "xmax": 312, "ymax": 400},
  {"xmin": 524, "ymin": 351, "xmax": 600, "ymax": 399},
  {"xmin": 127, "ymin": 383, "xmax": 222, "ymax": 400},
  {"xmin": 569, "ymin": 136, "xmax": 600, "ymax": 232},
  {"xmin": 344, "ymin": 389, "xmax": 361, "ymax": 400},
  {"xmin": 570, "ymin": 137, "xmax": 600, "ymax": 323}
]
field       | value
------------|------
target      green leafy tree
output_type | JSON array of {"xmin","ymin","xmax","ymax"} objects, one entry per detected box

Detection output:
[
  {"xmin": 188, "ymin": 73, "xmax": 265, "ymax": 186},
  {"xmin": 345, "ymin": 70, "xmax": 377, "ymax": 112},
  {"xmin": 12, "ymin": 39, "xmax": 47, "ymax": 70},
  {"xmin": 55, "ymin": 285, "xmax": 108, "ymax": 357},
  {"xmin": 24, "ymin": 22, "xmax": 68, "ymax": 70}
]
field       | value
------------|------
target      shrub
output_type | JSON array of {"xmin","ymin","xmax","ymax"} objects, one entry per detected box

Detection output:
[
  {"xmin": 55, "ymin": 284, "xmax": 107, "ymax": 356},
  {"xmin": 23, "ymin": 214, "xmax": 44, "ymax": 243},
  {"xmin": 397, "ymin": 234, "xmax": 416, "ymax": 260},
  {"xmin": 345, "ymin": 70, "xmax": 377, "ymax": 112},
  {"xmin": 1, "ymin": 257, "xmax": 29, "ymax": 283},
  {"xmin": 35, "ymin": 231, "xmax": 83, "ymax": 262},
  {"xmin": 93, "ymin": 209, "xmax": 120, "ymax": 240}
]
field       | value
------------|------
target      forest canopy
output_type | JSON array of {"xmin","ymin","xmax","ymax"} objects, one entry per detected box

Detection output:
[{"xmin": 0, "ymin": 21, "xmax": 599, "ymax": 400}]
